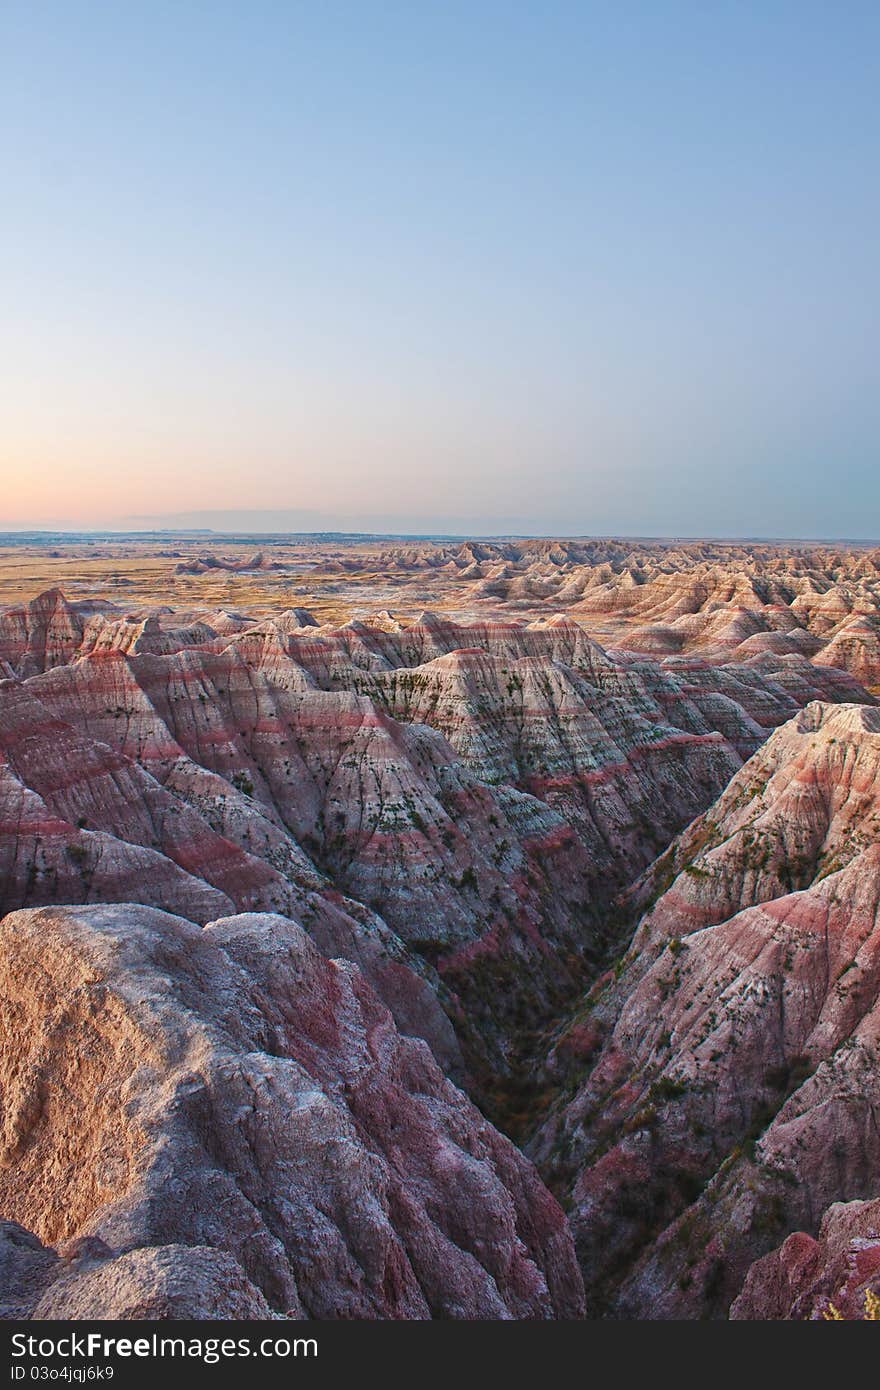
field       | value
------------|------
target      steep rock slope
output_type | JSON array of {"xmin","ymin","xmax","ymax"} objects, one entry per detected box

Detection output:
[
  {"xmin": 0, "ymin": 903, "xmax": 584, "ymax": 1320},
  {"xmin": 0, "ymin": 590, "xmax": 84, "ymax": 678},
  {"xmin": 533, "ymin": 703, "xmax": 880, "ymax": 1317}
]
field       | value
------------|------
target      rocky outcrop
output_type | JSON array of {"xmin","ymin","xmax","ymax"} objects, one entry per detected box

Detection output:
[
  {"xmin": 0, "ymin": 903, "xmax": 584, "ymax": 1320},
  {"xmin": 731, "ymin": 1198, "xmax": 880, "ymax": 1320},
  {"xmin": 0, "ymin": 1224, "xmax": 274, "ymax": 1320},
  {"xmin": 173, "ymin": 552, "xmax": 289, "ymax": 575},
  {"xmin": 0, "ymin": 1223, "xmax": 59, "ymax": 1318},
  {"xmin": 814, "ymin": 616, "xmax": 880, "ymax": 691},
  {"xmin": 0, "ymin": 590, "xmax": 84, "ymax": 678}
]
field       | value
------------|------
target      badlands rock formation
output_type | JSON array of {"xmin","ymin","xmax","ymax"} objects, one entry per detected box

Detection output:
[
  {"xmin": 416, "ymin": 540, "xmax": 880, "ymax": 689},
  {"xmin": 5, "ymin": 540, "xmax": 880, "ymax": 686},
  {"xmin": 0, "ymin": 903, "xmax": 584, "ymax": 1319},
  {"xmin": 1, "ymin": 593, "xmax": 868, "ymax": 1093},
  {"xmin": 459, "ymin": 542, "xmax": 878, "ymax": 689},
  {"xmin": 533, "ymin": 702, "xmax": 880, "ymax": 1317},
  {"xmin": 2, "ymin": 555, "xmax": 880, "ymax": 1320},
  {"xmin": 141, "ymin": 536, "xmax": 880, "ymax": 691},
  {"xmin": 730, "ymin": 1197, "xmax": 880, "ymax": 1320}
]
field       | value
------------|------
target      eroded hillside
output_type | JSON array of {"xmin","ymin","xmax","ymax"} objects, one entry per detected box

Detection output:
[{"xmin": 533, "ymin": 702, "xmax": 880, "ymax": 1317}]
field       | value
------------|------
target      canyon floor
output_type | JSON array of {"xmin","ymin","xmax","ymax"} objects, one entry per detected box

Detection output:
[{"xmin": 2, "ymin": 535, "xmax": 880, "ymax": 1320}]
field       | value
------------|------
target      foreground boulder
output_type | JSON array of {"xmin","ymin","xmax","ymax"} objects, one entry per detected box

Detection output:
[{"xmin": 0, "ymin": 904, "xmax": 584, "ymax": 1319}]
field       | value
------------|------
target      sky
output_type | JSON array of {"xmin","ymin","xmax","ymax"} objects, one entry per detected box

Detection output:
[{"xmin": 1, "ymin": 1, "xmax": 878, "ymax": 538}]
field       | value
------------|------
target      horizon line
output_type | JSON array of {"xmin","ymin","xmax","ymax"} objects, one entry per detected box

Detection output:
[{"xmin": 2, "ymin": 528, "xmax": 880, "ymax": 546}]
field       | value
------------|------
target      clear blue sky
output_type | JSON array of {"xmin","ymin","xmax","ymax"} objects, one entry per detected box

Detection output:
[{"xmin": 2, "ymin": 2, "xmax": 878, "ymax": 536}]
